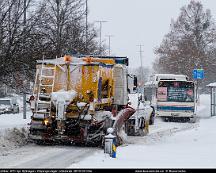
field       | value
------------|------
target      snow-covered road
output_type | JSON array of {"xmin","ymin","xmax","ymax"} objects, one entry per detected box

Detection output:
[
  {"xmin": 126, "ymin": 118, "xmax": 199, "ymax": 146},
  {"xmin": 0, "ymin": 144, "xmax": 99, "ymax": 168},
  {"xmin": 0, "ymin": 117, "xmax": 199, "ymax": 168}
]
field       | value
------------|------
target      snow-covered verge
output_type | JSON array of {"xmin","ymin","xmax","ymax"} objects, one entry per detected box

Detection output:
[{"xmin": 69, "ymin": 94, "xmax": 216, "ymax": 168}]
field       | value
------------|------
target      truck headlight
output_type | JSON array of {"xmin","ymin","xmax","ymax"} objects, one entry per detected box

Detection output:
[{"xmin": 44, "ymin": 119, "xmax": 49, "ymax": 126}]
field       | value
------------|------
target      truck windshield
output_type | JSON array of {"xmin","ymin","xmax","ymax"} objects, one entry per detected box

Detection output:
[
  {"xmin": 157, "ymin": 81, "xmax": 194, "ymax": 102},
  {"xmin": 0, "ymin": 100, "xmax": 11, "ymax": 105}
]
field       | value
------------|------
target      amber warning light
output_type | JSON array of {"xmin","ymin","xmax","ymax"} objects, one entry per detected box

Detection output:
[{"xmin": 64, "ymin": 55, "xmax": 72, "ymax": 63}]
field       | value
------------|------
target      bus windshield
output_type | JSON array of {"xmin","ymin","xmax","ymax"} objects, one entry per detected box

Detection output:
[{"xmin": 157, "ymin": 81, "xmax": 194, "ymax": 102}]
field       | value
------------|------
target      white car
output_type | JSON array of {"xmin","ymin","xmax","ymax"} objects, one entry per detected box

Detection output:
[
  {"xmin": 0, "ymin": 98, "xmax": 19, "ymax": 114},
  {"xmin": 126, "ymin": 93, "xmax": 155, "ymax": 136}
]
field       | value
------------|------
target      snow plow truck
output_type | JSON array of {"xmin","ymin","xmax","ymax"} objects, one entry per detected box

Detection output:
[{"xmin": 28, "ymin": 55, "xmax": 153, "ymax": 146}]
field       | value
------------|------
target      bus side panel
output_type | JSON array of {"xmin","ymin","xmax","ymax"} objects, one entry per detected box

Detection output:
[{"xmin": 156, "ymin": 102, "xmax": 195, "ymax": 118}]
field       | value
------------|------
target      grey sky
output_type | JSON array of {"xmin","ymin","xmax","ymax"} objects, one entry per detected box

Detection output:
[{"xmin": 88, "ymin": 0, "xmax": 216, "ymax": 68}]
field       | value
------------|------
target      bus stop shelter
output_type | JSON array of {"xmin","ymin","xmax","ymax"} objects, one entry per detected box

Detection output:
[{"xmin": 207, "ymin": 82, "xmax": 216, "ymax": 117}]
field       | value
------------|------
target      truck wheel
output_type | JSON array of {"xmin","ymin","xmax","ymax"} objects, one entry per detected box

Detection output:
[
  {"xmin": 138, "ymin": 129, "xmax": 145, "ymax": 136},
  {"xmin": 149, "ymin": 110, "xmax": 155, "ymax": 125}
]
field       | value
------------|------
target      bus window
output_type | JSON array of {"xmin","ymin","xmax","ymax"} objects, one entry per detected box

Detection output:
[{"xmin": 157, "ymin": 81, "xmax": 194, "ymax": 102}]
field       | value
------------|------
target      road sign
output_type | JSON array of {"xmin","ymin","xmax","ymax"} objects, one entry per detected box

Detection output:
[{"xmin": 193, "ymin": 68, "xmax": 204, "ymax": 79}]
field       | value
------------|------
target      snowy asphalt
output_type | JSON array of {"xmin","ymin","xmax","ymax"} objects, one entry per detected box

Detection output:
[{"xmin": 0, "ymin": 144, "xmax": 99, "ymax": 168}]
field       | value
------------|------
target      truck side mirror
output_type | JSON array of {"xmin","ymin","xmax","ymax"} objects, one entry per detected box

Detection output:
[
  {"xmin": 133, "ymin": 87, "xmax": 137, "ymax": 92},
  {"xmin": 127, "ymin": 88, "xmax": 131, "ymax": 94}
]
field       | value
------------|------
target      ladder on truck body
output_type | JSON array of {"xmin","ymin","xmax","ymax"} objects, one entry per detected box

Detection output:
[{"xmin": 35, "ymin": 56, "xmax": 57, "ymax": 118}]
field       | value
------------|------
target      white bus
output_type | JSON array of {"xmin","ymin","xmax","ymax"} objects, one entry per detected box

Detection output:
[{"xmin": 144, "ymin": 74, "xmax": 196, "ymax": 122}]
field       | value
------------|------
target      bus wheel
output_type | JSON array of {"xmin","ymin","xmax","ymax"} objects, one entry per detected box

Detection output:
[
  {"xmin": 179, "ymin": 117, "xmax": 190, "ymax": 123},
  {"xmin": 162, "ymin": 117, "xmax": 170, "ymax": 122}
]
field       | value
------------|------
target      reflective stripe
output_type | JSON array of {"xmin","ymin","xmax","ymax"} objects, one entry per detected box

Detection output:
[
  {"xmin": 112, "ymin": 144, "xmax": 116, "ymax": 152},
  {"xmin": 157, "ymin": 106, "xmax": 194, "ymax": 111}
]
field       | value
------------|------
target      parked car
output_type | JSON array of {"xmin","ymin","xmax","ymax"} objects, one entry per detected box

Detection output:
[{"xmin": 0, "ymin": 97, "xmax": 19, "ymax": 114}]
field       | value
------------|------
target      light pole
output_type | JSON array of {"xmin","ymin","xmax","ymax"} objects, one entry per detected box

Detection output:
[
  {"xmin": 96, "ymin": 20, "xmax": 108, "ymax": 55},
  {"xmin": 85, "ymin": 0, "xmax": 88, "ymax": 52},
  {"xmin": 105, "ymin": 35, "xmax": 114, "ymax": 56},
  {"xmin": 23, "ymin": 0, "xmax": 26, "ymax": 26}
]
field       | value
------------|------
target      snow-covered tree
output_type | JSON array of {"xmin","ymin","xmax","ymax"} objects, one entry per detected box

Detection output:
[
  {"xmin": 0, "ymin": 0, "xmax": 102, "ymax": 93},
  {"xmin": 36, "ymin": 0, "xmax": 102, "ymax": 57},
  {"xmin": 154, "ymin": 0, "xmax": 216, "ymax": 89}
]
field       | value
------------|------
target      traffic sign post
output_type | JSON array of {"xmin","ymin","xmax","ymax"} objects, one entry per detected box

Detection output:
[
  {"xmin": 193, "ymin": 68, "xmax": 204, "ymax": 80},
  {"xmin": 193, "ymin": 68, "xmax": 204, "ymax": 114}
]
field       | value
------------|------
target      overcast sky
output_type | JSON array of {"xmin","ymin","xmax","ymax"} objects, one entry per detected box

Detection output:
[{"xmin": 88, "ymin": 0, "xmax": 216, "ymax": 68}]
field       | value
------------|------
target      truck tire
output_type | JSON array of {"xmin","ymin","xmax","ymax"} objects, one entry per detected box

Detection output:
[
  {"xmin": 16, "ymin": 107, "xmax": 19, "ymax": 113},
  {"xmin": 149, "ymin": 110, "xmax": 155, "ymax": 125}
]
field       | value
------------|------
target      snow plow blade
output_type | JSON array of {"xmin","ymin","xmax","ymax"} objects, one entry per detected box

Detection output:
[{"xmin": 113, "ymin": 106, "xmax": 136, "ymax": 144}]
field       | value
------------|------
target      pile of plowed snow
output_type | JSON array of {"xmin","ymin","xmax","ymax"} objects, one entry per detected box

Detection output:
[
  {"xmin": 0, "ymin": 127, "xmax": 29, "ymax": 156},
  {"xmin": 0, "ymin": 111, "xmax": 31, "ymax": 156}
]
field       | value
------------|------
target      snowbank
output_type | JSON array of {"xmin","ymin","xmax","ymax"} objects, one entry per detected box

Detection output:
[
  {"xmin": 197, "ymin": 94, "xmax": 210, "ymax": 118},
  {"xmin": 0, "ymin": 127, "xmax": 29, "ymax": 156},
  {"xmin": 0, "ymin": 112, "xmax": 31, "ymax": 156}
]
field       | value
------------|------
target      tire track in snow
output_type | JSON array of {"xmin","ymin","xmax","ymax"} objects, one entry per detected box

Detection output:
[
  {"xmin": 126, "ymin": 118, "xmax": 199, "ymax": 145},
  {"xmin": 0, "ymin": 144, "xmax": 99, "ymax": 168}
]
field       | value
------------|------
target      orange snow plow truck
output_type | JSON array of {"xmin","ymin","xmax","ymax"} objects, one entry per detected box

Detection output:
[{"xmin": 28, "ymin": 55, "xmax": 149, "ymax": 146}]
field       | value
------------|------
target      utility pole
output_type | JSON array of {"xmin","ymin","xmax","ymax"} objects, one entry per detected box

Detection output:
[
  {"xmin": 23, "ymin": 0, "xmax": 27, "ymax": 120},
  {"xmin": 96, "ymin": 20, "xmax": 108, "ymax": 55},
  {"xmin": 137, "ymin": 45, "xmax": 145, "ymax": 88},
  {"xmin": 23, "ymin": 0, "xmax": 27, "ymax": 27},
  {"xmin": 105, "ymin": 35, "xmax": 114, "ymax": 56},
  {"xmin": 85, "ymin": 0, "xmax": 88, "ymax": 53}
]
